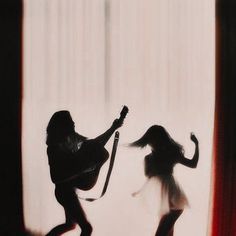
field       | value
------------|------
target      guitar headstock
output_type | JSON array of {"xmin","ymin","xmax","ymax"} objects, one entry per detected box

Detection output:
[{"xmin": 120, "ymin": 105, "xmax": 129, "ymax": 120}]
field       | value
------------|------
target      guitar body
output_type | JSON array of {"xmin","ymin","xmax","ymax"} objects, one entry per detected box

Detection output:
[
  {"xmin": 68, "ymin": 140, "xmax": 109, "ymax": 190},
  {"xmin": 70, "ymin": 168, "xmax": 100, "ymax": 191},
  {"xmin": 48, "ymin": 139, "xmax": 109, "ymax": 189}
]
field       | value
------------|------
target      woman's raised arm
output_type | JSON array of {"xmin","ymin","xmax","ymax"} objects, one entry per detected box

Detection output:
[{"xmin": 178, "ymin": 133, "xmax": 199, "ymax": 168}]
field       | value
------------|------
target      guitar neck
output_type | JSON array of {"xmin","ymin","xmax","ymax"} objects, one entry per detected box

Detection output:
[{"xmin": 118, "ymin": 105, "xmax": 129, "ymax": 122}]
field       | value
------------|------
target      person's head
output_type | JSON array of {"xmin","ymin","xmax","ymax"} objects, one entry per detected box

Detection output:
[
  {"xmin": 130, "ymin": 125, "xmax": 183, "ymax": 152},
  {"xmin": 46, "ymin": 110, "xmax": 75, "ymax": 145}
]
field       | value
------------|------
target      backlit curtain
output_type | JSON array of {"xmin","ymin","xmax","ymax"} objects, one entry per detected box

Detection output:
[{"xmin": 22, "ymin": 0, "xmax": 215, "ymax": 235}]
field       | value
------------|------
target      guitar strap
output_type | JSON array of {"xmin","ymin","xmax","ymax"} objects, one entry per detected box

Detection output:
[{"xmin": 78, "ymin": 131, "xmax": 120, "ymax": 202}]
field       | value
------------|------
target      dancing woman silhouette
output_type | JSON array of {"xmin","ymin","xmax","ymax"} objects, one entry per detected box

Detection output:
[
  {"xmin": 45, "ymin": 108, "xmax": 127, "ymax": 236},
  {"xmin": 130, "ymin": 125, "xmax": 199, "ymax": 236}
]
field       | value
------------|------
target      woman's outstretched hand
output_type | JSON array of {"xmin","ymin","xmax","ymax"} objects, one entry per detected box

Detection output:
[{"xmin": 190, "ymin": 132, "xmax": 198, "ymax": 144}]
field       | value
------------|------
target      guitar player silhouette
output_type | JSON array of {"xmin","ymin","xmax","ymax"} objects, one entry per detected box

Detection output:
[{"xmin": 45, "ymin": 106, "xmax": 128, "ymax": 236}]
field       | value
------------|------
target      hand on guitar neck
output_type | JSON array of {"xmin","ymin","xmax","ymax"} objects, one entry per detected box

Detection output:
[{"xmin": 94, "ymin": 105, "xmax": 129, "ymax": 146}]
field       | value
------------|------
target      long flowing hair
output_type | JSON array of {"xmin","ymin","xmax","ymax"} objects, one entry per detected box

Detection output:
[
  {"xmin": 130, "ymin": 125, "xmax": 184, "ymax": 154},
  {"xmin": 46, "ymin": 110, "xmax": 86, "ymax": 146}
]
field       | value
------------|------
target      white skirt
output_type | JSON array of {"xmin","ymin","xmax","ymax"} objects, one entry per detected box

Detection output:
[{"xmin": 132, "ymin": 175, "xmax": 189, "ymax": 216}]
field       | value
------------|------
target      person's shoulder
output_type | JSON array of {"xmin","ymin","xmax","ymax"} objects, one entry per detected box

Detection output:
[
  {"xmin": 145, "ymin": 153, "xmax": 153, "ymax": 158},
  {"xmin": 168, "ymin": 146, "xmax": 184, "ymax": 162},
  {"xmin": 144, "ymin": 153, "xmax": 154, "ymax": 162}
]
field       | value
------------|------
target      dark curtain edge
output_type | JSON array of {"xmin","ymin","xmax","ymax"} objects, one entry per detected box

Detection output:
[
  {"xmin": 211, "ymin": 1, "xmax": 236, "ymax": 236},
  {"xmin": 0, "ymin": 0, "xmax": 26, "ymax": 234}
]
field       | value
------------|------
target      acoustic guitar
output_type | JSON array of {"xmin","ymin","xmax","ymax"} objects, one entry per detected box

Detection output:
[
  {"xmin": 71, "ymin": 105, "xmax": 129, "ymax": 191},
  {"xmin": 49, "ymin": 106, "xmax": 129, "ymax": 192}
]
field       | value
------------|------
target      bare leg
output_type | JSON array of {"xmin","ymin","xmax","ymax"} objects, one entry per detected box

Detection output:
[
  {"xmin": 50, "ymin": 186, "xmax": 93, "ymax": 236},
  {"xmin": 45, "ymin": 210, "xmax": 76, "ymax": 236},
  {"xmin": 155, "ymin": 210, "xmax": 183, "ymax": 236},
  {"xmin": 64, "ymin": 198, "xmax": 92, "ymax": 236}
]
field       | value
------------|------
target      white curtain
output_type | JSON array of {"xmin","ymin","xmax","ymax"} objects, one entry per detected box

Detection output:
[{"xmin": 22, "ymin": 0, "xmax": 215, "ymax": 235}]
